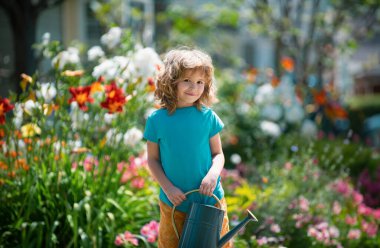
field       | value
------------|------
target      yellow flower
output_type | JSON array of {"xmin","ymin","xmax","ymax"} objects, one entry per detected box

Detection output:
[
  {"xmin": 21, "ymin": 123, "xmax": 41, "ymax": 137},
  {"xmin": 20, "ymin": 73, "xmax": 33, "ymax": 91}
]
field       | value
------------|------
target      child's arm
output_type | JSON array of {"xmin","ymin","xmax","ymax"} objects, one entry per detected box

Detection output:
[
  {"xmin": 200, "ymin": 133, "xmax": 225, "ymax": 196},
  {"xmin": 146, "ymin": 141, "xmax": 186, "ymax": 206}
]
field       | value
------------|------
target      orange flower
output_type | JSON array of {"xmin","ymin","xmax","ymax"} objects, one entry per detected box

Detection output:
[
  {"xmin": 229, "ymin": 135, "xmax": 239, "ymax": 145},
  {"xmin": 0, "ymin": 161, "xmax": 8, "ymax": 170},
  {"xmin": 8, "ymin": 171, "xmax": 16, "ymax": 178},
  {"xmin": 62, "ymin": 70, "xmax": 84, "ymax": 77},
  {"xmin": 245, "ymin": 67, "xmax": 258, "ymax": 83},
  {"xmin": 281, "ymin": 57, "xmax": 294, "ymax": 72},
  {"xmin": 16, "ymin": 159, "xmax": 29, "ymax": 171},
  {"xmin": 262, "ymin": 176, "xmax": 269, "ymax": 184},
  {"xmin": 90, "ymin": 81, "xmax": 104, "ymax": 94},
  {"xmin": 10, "ymin": 151, "xmax": 17, "ymax": 158},
  {"xmin": 68, "ymin": 86, "xmax": 94, "ymax": 111},
  {"xmin": 271, "ymin": 76, "xmax": 280, "ymax": 87},
  {"xmin": 100, "ymin": 82, "xmax": 126, "ymax": 113},
  {"xmin": 0, "ymin": 97, "xmax": 14, "ymax": 124}
]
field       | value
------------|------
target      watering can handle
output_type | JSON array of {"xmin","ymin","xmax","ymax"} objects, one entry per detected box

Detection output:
[{"xmin": 171, "ymin": 189, "xmax": 223, "ymax": 239}]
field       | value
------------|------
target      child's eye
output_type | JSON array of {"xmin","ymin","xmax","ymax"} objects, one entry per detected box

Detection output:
[
  {"xmin": 197, "ymin": 81, "xmax": 205, "ymax": 85},
  {"xmin": 183, "ymin": 79, "xmax": 191, "ymax": 82}
]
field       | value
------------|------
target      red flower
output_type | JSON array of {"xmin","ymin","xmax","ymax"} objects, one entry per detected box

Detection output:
[
  {"xmin": 68, "ymin": 86, "xmax": 94, "ymax": 111},
  {"xmin": 101, "ymin": 82, "xmax": 126, "ymax": 113},
  {"xmin": 147, "ymin": 77, "xmax": 156, "ymax": 92},
  {"xmin": 0, "ymin": 97, "xmax": 14, "ymax": 124},
  {"xmin": 325, "ymin": 102, "xmax": 348, "ymax": 119},
  {"xmin": 313, "ymin": 90, "xmax": 327, "ymax": 106}
]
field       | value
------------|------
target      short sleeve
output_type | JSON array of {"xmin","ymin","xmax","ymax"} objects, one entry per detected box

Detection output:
[
  {"xmin": 143, "ymin": 115, "xmax": 159, "ymax": 143},
  {"xmin": 209, "ymin": 111, "xmax": 224, "ymax": 138}
]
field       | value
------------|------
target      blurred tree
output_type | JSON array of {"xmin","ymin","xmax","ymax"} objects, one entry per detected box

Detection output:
[
  {"xmin": 160, "ymin": 0, "xmax": 380, "ymax": 86},
  {"xmin": 0, "ymin": 0, "xmax": 65, "ymax": 95}
]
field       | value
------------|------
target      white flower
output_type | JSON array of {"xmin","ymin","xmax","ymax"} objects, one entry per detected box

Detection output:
[
  {"xmin": 70, "ymin": 102, "xmax": 89, "ymax": 130},
  {"xmin": 52, "ymin": 47, "xmax": 80, "ymax": 69},
  {"xmin": 260, "ymin": 120, "xmax": 281, "ymax": 137},
  {"xmin": 24, "ymin": 100, "xmax": 41, "ymax": 116},
  {"xmin": 254, "ymin": 83, "xmax": 275, "ymax": 105},
  {"xmin": 87, "ymin": 46, "xmax": 105, "ymax": 61},
  {"xmin": 261, "ymin": 104, "xmax": 282, "ymax": 121},
  {"xmin": 236, "ymin": 103, "xmax": 250, "ymax": 115},
  {"xmin": 92, "ymin": 56, "xmax": 132, "ymax": 81},
  {"xmin": 106, "ymin": 129, "xmax": 123, "ymax": 146},
  {"xmin": 230, "ymin": 154, "xmax": 242, "ymax": 164},
  {"xmin": 285, "ymin": 103, "xmax": 304, "ymax": 124},
  {"xmin": 12, "ymin": 103, "xmax": 23, "ymax": 128},
  {"xmin": 42, "ymin": 32, "xmax": 50, "ymax": 46},
  {"xmin": 37, "ymin": 83, "xmax": 57, "ymax": 103},
  {"xmin": 123, "ymin": 127, "xmax": 143, "ymax": 146},
  {"xmin": 101, "ymin": 27, "xmax": 122, "ymax": 50},
  {"xmin": 301, "ymin": 119, "xmax": 317, "ymax": 138},
  {"xmin": 68, "ymin": 140, "xmax": 82, "ymax": 150},
  {"xmin": 104, "ymin": 113, "xmax": 116, "ymax": 124},
  {"xmin": 133, "ymin": 47, "xmax": 163, "ymax": 78}
]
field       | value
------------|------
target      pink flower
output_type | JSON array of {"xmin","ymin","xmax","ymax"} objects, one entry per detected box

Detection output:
[
  {"xmin": 307, "ymin": 227, "xmax": 318, "ymax": 238},
  {"xmin": 317, "ymin": 130, "xmax": 325, "ymax": 139},
  {"xmin": 131, "ymin": 177, "xmax": 145, "ymax": 189},
  {"xmin": 352, "ymin": 191, "xmax": 363, "ymax": 205},
  {"xmin": 328, "ymin": 226, "xmax": 340, "ymax": 238},
  {"xmin": 331, "ymin": 179, "xmax": 352, "ymax": 197},
  {"xmin": 372, "ymin": 209, "xmax": 380, "ymax": 220},
  {"xmin": 345, "ymin": 215, "xmax": 357, "ymax": 225},
  {"xmin": 299, "ymin": 196, "xmax": 309, "ymax": 212},
  {"xmin": 332, "ymin": 201, "xmax": 341, "ymax": 215},
  {"xmin": 117, "ymin": 161, "xmax": 128, "ymax": 172},
  {"xmin": 71, "ymin": 162, "xmax": 78, "ymax": 170},
  {"xmin": 270, "ymin": 224, "xmax": 281, "ymax": 233},
  {"xmin": 83, "ymin": 155, "xmax": 98, "ymax": 172},
  {"xmin": 124, "ymin": 231, "xmax": 139, "ymax": 246},
  {"xmin": 141, "ymin": 220, "xmax": 159, "ymax": 243},
  {"xmin": 315, "ymin": 222, "xmax": 328, "ymax": 231},
  {"xmin": 358, "ymin": 204, "xmax": 373, "ymax": 216},
  {"xmin": 256, "ymin": 237, "xmax": 268, "ymax": 246},
  {"xmin": 120, "ymin": 171, "xmax": 134, "ymax": 184},
  {"xmin": 347, "ymin": 229, "xmax": 361, "ymax": 240},
  {"xmin": 361, "ymin": 221, "xmax": 378, "ymax": 237},
  {"xmin": 284, "ymin": 162, "xmax": 293, "ymax": 170},
  {"xmin": 114, "ymin": 235, "xmax": 124, "ymax": 246}
]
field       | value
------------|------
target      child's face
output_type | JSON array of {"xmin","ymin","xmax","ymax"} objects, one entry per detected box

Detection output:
[{"xmin": 176, "ymin": 69, "xmax": 206, "ymax": 108}]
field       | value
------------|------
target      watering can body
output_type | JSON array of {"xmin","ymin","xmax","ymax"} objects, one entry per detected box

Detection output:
[
  {"xmin": 172, "ymin": 189, "xmax": 258, "ymax": 248},
  {"xmin": 178, "ymin": 203, "xmax": 224, "ymax": 248}
]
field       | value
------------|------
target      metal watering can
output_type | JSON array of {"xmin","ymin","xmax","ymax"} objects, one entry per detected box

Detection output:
[{"xmin": 171, "ymin": 189, "xmax": 258, "ymax": 248}]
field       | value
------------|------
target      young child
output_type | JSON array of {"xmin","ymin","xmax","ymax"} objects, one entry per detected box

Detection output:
[{"xmin": 144, "ymin": 48, "xmax": 231, "ymax": 248}]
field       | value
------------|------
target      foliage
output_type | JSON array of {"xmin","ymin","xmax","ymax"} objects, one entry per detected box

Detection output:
[
  {"xmin": 0, "ymin": 26, "xmax": 162, "ymax": 247},
  {"xmin": 223, "ymin": 142, "xmax": 380, "ymax": 247}
]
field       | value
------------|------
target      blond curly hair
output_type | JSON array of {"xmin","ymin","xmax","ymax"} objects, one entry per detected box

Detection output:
[{"xmin": 155, "ymin": 47, "xmax": 217, "ymax": 114}]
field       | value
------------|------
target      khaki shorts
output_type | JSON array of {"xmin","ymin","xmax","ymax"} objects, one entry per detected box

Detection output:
[{"xmin": 158, "ymin": 198, "xmax": 232, "ymax": 248}]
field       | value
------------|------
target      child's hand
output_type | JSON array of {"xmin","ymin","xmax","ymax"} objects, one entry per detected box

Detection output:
[
  {"xmin": 165, "ymin": 185, "xmax": 186, "ymax": 206},
  {"xmin": 200, "ymin": 173, "xmax": 218, "ymax": 196}
]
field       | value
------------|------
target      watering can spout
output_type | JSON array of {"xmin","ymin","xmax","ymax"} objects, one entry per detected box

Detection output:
[{"xmin": 218, "ymin": 210, "xmax": 258, "ymax": 248}]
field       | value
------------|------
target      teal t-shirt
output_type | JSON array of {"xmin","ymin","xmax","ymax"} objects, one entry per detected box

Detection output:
[{"xmin": 143, "ymin": 105, "xmax": 224, "ymax": 213}]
